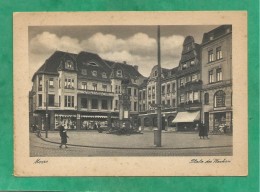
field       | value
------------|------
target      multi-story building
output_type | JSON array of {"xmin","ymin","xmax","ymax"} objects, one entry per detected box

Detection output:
[
  {"xmin": 138, "ymin": 66, "xmax": 178, "ymax": 130},
  {"xmin": 201, "ymin": 25, "xmax": 232, "ymax": 132},
  {"xmin": 173, "ymin": 36, "xmax": 202, "ymax": 131},
  {"xmin": 30, "ymin": 51, "xmax": 145, "ymax": 131}
]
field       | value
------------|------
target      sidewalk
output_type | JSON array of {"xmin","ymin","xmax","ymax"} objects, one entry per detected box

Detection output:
[{"xmin": 37, "ymin": 131, "xmax": 232, "ymax": 149}]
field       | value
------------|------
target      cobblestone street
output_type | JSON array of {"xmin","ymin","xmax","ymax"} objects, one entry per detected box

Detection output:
[{"xmin": 30, "ymin": 131, "xmax": 232, "ymax": 156}]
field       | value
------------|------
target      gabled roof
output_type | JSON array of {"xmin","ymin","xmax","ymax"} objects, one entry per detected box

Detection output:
[{"xmin": 202, "ymin": 25, "xmax": 232, "ymax": 45}]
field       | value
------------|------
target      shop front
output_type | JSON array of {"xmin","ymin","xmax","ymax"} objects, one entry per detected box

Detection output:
[
  {"xmin": 54, "ymin": 113, "xmax": 77, "ymax": 130},
  {"xmin": 172, "ymin": 111, "xmax": 200, "ymax": 131},
  {"xmin": 209, "ymin": 110, "xmax": 232, "ymax": 133}
]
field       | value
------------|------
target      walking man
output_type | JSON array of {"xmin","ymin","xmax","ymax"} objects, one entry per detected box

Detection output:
[{"xmin": 59, "ymin": 124, "xmax": 69, "ymax": 148}]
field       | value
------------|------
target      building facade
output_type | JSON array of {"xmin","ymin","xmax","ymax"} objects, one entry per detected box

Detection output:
[
  {"xmin": 173, "ymin": 36, "xmax": 202, "ymax": 131},
  {"xmin": 31, "ymin": 51, "xmax": 145, "ymax": 131},
  {"xmin": 201, "ymin": 25, "xmax": 232, "ymax": 132}
]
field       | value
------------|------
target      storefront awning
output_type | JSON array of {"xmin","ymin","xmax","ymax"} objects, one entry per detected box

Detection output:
[{"xmin": 172, "ymin": 111, "xmax": 200, "ymax": 123}]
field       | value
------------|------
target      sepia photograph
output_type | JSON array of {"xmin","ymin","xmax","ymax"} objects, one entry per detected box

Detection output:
[
  {"xmin": 28, "ymin": 25, "xmax": 233, "ymax": 157},
  {"xmin": 14, "ymin": 12, "xmax": 247, "ymax": 176}
]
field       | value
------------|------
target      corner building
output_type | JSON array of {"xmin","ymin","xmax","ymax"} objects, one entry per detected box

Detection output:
[
  {"xmin": 31, "ymin": 51, "xmax": 145, "ymax": 130},
  {"xmin": 201, "ymin": 25, "xmax": 232, "ymax": 132}
]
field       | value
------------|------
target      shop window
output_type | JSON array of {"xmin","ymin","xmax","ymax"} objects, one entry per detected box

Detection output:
[
  {"xmin": 91, "ymin": 99, "xmax": 98, "ymax": 109},
  {"xmin": 48, "ymin": 95, "xmax": 55, "ymax": 106},
  {"xmin": 101, "ymin": 100, "xmax": 108, "ymax": 109},
  {"xmin": 216, "ymin": 47, "xmax": 223, "ymax": 60},
  {"xmin": 38, "ymin": 94, "xmax": 42, "ymax": 107},
  {"xmin": 81, "ymin": 98, "xmax": 88, "ymax": 108},
  {"xmin": 204, "ymin": 93, "xmax": 209, "ymax": 104},
  {"xmin": 214, "ymin": 90, "xmax": 225, "ymax": 107}
]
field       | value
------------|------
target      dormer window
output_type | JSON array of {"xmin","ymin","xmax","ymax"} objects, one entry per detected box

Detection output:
[
  {"xmin": 182, "ymin": 63, "xmax": 187, "ymax": 70},
  {"xmin": 117, "ymin": 70, "xmax": 122, "ymax": 77},
  {"xmin": 87, "ymin": 62, "xmax": 98, "ymax": 67},
  {"xmin": 92, "ymin": 70, "xmax": 97, "ymax": 77},
  {"xmin": 102, "ymin": 72, "xmax": 107, "ymax": 78},
  {"xmin": 81, "ymin": 69, "xmax": 87, "ymax": 75},
  {"xmin": 65, "ymin": 60, "xmax": 74, "ymax": 70},
  {"xmin": 154, "ymin": 70, "xmax": 158, "ymax": 77},
  {"xmin": 190, "ymin": 60, "xmax": 195, "ymax": 65}
]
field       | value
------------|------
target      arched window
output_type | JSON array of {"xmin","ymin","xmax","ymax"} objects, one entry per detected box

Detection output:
[
  {"xmin": 214, "ymin": 90, "xmax": 225, "ymax": 107},
  {"xmin": 204, "ymin": 93, "xmax": 209, "ymax": 105}
]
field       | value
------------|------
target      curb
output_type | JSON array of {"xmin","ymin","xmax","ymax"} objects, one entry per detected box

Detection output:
[{"xmin": 39, "ymin": 137, "xmax": 233, "ymax": 150}]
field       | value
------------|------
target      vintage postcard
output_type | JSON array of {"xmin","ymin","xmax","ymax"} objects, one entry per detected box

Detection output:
[{"xmin": 14, "ymin": 11, "xmax": 247, "ymax": 176}]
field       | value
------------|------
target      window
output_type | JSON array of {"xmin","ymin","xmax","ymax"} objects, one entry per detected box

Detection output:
[
  {"xmin": 127, "ymin": 88, "xmax": 131, "ymax": 95},
  {"xmin": 194, "ymin": 91, "xmax": 199, "ymax": 101},
  {"xmin": 102, "ymin": 100, "xmax": 108, "ymax": 109},
  {"xmin": 143, "ymin": 91, "xmax": 146, "ymax": 99},
  {"xmin": 134, "ymin": 102, "xmax": 137, "ymax": 111},
  {"xmin": 81, "ymin": 69, "xmax": 87, "ymax": 75},
  {"xmin": 180, "ymin": 78, "xmax": 184, "ymax": 87},
  {"xmin": 182, "ymin": 62, "xmax": 187, "ymax": 69},
  {"xmin": 148, "ymin": 87, "xmax": 151, "ymax": 96},
  {"xmin": 188, "ymin": 92, "xmax": 193, "ymax": 101},
  {"xmin": 152, "ymin": 86, "xmax": 155, "ymax": 94},
  {"xmin": 139, "ymin": 92, "xmax": 142, "ymax": 100},
  {"xmin": 154, "ymin": 70, "xmax": 158, "ymax": 77},
  {"xmin": 208, "ymin": 50, "xmax": 214, "ymax": 62},
  {"xmin": 92, "ymin": 70, "xmax": 97, "ymax": 77},
  {"xmin": 102, "ymin": 84, "xmax": 107, "ymax": 92},
  {"xmin": 209, "ymin": 70, "xmax": 213, "ymax": 83},
  {"xmin": 87, "ymin": 62, "xmax": 98, "ymax": 67},
  {"xmin": 192, "ymin": 74, "xmax": 198, "ymax": 81},
  {"xmin": 115, "ymin": 85, "xmax": 118, "ymax": 93},
  {"xmin": 134, "ymin": 89, "xmax": 137, "ymax": 97},
  {"xmin": 118, "ymin": 86, "xmax": 121, "ymax": 94},
  {"xmin": 65, "ymin": 60, "xmax": 74, "ymax": 70},
  {"xmin": 64, "ymin": 96, "xmax": 74, "ymax": 107},
  {"xmin": 214, "ymin": 90, "xmax": 225, "ymax": 107},
  {"xmin": 172, "ymin": 99, "xmax": 176, "ymax": 107},
  {"xmin": 65, "ymin": 78, "xmax": 74, "ymax": 89},
  {"xmin": 92, "ymin": 83, "xmax": 97, "ymax": 91},
  {"xmin": 180, "ymin": 94, "xmax": 185, "ymax": 103},
  {"xmin": 91, "ymin": 99, "xmax": 98, "ymax": 109},
  {"xmin": 162, "ymin": 100, "xmax": 165, "ymax": 105},
  {"xmin": 59, "ymin": 96, "xmax": 61, "ymax": 107},
  {"xmin": 38, "ymin": 76, "xmax": 42, "ymax": 91},
  {"xmin": 167, "ymin": 100, "xmax": 170, "ymax": 106},
  {"xmin": 115, "ymin": 100, "xmax": 118, "ymax": 109},
  {"xmin": 167, "ymin": 84, "xmax": 170, "ymax": 93},
  {"xmin": 117, "ymin": 70, "xmax": 122, "ymax": 77},
  {"xmin": 204, "ymin": 93, "xmax": 209, "ymax": 104},
  {"xmin": 172, "ymin": 83, "xmax": 176, "ymax": 92},
  {"xmin": 48, "ymin": 95, "xmax": 55, "ymax": 106},
  {"xmin": 186, "ymin": 76, "xmax": 191, "ymax": 83},
  {"xmin": 81, "ymin": 82, "xmax": 87, "ymax": 90},
  {"xmin": 49, "ymin": 78, "xmax": 54, "ymax": 88},
  {"xmin": 38, "ymin": 94, "xmax": 42, "ymax": 107},
  {"xmin": 162, "ymin": 85, "xmax": 165, "ymax": 94},
  {"xmin": 102, "ymin": 72, "xmax": 107, "ymax": 78},
  {"xmin": 216, "ymin": 68, "xmax": 222, "ymax": 81},
  {"xmin": 190, "ymin": 59, "xmax": 195, "ymax": 65},
  {"xmin": 216, "ymin": 47, "xmax": 223, "ymax": 60},
  {"xmin": 81, "ymin": 98, "xmax": 88, "ymax": 108}
]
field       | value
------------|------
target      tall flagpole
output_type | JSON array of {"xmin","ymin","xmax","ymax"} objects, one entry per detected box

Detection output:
[{"xmin": 155, "ymin": 25, "xmax": 162, "ymax": 147}]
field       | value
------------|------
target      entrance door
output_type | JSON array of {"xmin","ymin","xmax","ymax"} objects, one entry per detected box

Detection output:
[{"xmin": 204, "ymin": 112, "xmax": 209, "ymax": 128}]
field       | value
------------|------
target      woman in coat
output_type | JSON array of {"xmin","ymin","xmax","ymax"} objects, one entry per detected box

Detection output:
[
  {"xmin": 199, "ymin": 123, "xmax": 204, "ymax": 139},
  {"xmin": 59, "ymin": 124, "xmax": 69, "ymax": 148}
]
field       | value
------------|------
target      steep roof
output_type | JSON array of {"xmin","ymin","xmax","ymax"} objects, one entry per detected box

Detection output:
[{"xmin": 202, "ymin": 25, "xmax": 232, "ymax": 45}]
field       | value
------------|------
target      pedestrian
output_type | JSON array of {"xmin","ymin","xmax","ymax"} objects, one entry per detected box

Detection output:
[
  {"xmin": 59, "ymin": 124, "xmax": 69, "ymax": 148},
  {"xmin": 202, "ymin": 123, "xmax": 209, "ymax": 139},
  {"xmin": 199, "ymin": 123, "xmax": 204, "ymax": 139}
]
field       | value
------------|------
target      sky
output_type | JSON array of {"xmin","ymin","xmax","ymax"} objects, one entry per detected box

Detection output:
[{"xmin": 29, "ymin": 25, "xmax": 218, "ymax": 78}]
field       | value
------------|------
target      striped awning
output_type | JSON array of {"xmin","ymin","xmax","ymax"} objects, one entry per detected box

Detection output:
[{"xmin": 172, "ymin": 111, "xmax": 200, "ymax": 123}]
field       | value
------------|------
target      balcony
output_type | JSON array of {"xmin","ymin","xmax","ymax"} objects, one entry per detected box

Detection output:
[
  {"xmin": 178, "ymin": 100, "xmax": 202, "ymax": 110},
  {"xmin": 77, "ymin": 89, "xmax": 114, "ymax": 97}
]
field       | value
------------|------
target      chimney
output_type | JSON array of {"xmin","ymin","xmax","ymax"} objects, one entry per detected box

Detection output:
[{"xmin": 133, "ymin": 65, "xmax": 138, "ymax": 71}]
